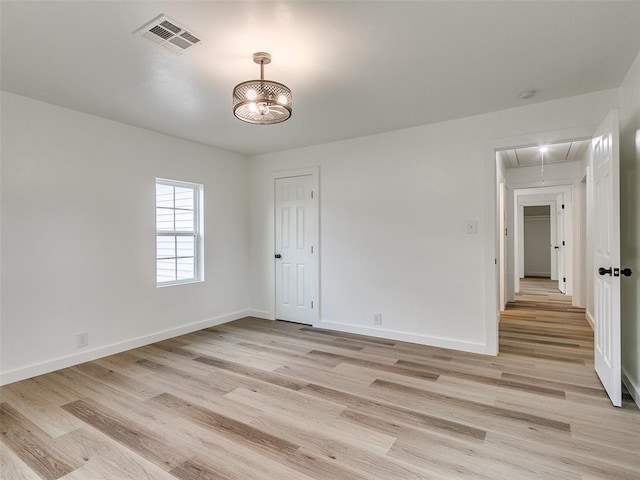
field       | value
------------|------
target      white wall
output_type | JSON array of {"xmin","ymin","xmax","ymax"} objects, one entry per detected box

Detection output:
[
  {"xmin": 524, "ymin": 215, "xmax": 551, "ymax": 277},
  {"xmin": 248, "ymin": 89, "xmax": 620, "ymax": 355},
  {"xmin": 573, "ymin": 180, "xmax": 587, "ymax": 308},
  {"xmin": 619, "ymin": 50, "xmax": 640, "ymax": 406},
  {"xmin": 0, "ymin": 92, "xmax": 250, "ymax": 384}
]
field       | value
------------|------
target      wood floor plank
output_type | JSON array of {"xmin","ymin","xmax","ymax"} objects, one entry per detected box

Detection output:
[
  {"xmin": 193, "ymin": 355, "xmax": 310, "ymax": 391},
  {"xmin": 0, "ymin": 403, "xmax": 80, "ymax": 480},
  {"xmin": 248, "ymin": 414, "xmax": 423, "ymax": 480},
  {"xmin": 61, "ymin": 398, "xmax": 188, "ymax": 471},
  {"xmin": 223, "ymin": 385, "xmax": 347, "ymax": 424},
  {"xmin": 300, "ymin": 383, "xmax": 487, "ymax": 441},
  {"xmin": 155, "ymin": 420, "xmax": 319, "ymax": 480},
  {"xmin": 71, "ymin": 363, "xmax": 162, "ymax": 401},
  {"xmin": 484, "ymin": 431, "xmax": 640, "ymax": 480},
  {"xmin": 274, "ymin": 362, "xmax": 376, "ymax": 392},
  {"xmin": 46, "ymin": 368, "xmax": 172, "ymax": 433},
  {"xmin": 500, "ymin": 371, "xmax": 608, "ymax": 398},
  {"xmin": 395, "ymin": 358, "xmax": 568, "ymax": 398},
  {"xmin": 227, "ymin": 388, "xmax": 394, "ymax": 454},
  {"xmin": 0, "ymin": 441, "xmax": 42, "ymax": 480},
  {"xmin": 370, "ymin": 378, "xmax": 571, "ymax": 431},
  {"xmin": 306, "ymin": 350, "xmax": 440, "ymax": 381},
  {"xmin": 0, "ymin": 386, "xmax": 82, "ymax": 438},
  {"xmin": 5, "ymin": 376, "xmax": 80, "ymax": 407},
  {"xmin": 170, "ymin": 459, "xmax": 235, "ymax": 480},
  {"xmin": 148, "ymin": 392, "xmax": 300, "ymax": 455},
  {"xmin": 54, "ymin": 427, "xmax": 176, "ymax": 480}
]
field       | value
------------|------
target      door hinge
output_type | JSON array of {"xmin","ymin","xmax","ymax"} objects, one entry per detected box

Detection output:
[
  {"xmin": 311, "ymin": 190, "xmax": 314, "ymax": 199},
  {"xmin": 562, "ymin": 240, "xmax": 565, "ymax": 246},
  {"xmin": 494, "ymin": 258, "xmax": 497, "ymax": 265},
  {"xmin": 563, "ymin": 277, "xmax": 566, "ymax": 283},
  {"xmin": 311, "ymin": 246, "xmax": 314, "ymax": 254},
  {"xmin": 562, "ymin": 204, "xmax": 565, "ymax": 209},
  {"xmin": 311, "ymin": 301, "xmax": 314, "ymax": 309}
]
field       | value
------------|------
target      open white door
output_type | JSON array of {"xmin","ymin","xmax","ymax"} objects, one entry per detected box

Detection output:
[
  {"xmin": 274, "ymin": 174, "xmax": 318, "ymax": 325},
  {"xmin": 556, "ymin": 195, "xmax": 566, "ymax": 293},
  {"xmin": 593, "ymin": 110, "xmax": 621, "ymax": 407}
]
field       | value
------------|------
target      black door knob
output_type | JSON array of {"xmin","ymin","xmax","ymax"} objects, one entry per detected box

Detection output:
[
  {"xmin": 274, "ymin": 254, "xmax": 282, "ymax": 259},
  {"xmin": 598, "ymin": 267, "xmax": 612, "ymax": 276},
  {"xmin": 621, "ymin": 268, "xmax": 633, "ymax": 277}
]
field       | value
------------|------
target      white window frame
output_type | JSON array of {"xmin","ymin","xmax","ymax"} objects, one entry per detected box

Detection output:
[{"xmin": 156, "ymin": 178, "xmax": 204, "ymax": 287}]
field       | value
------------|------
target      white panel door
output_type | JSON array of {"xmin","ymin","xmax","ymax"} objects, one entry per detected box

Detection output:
[
  {"xmin": 593, "ymin": 110, "xmax": 621, "ymax": 407},
  {"xmin": 275, "ymin": 175, "xmax": 317, "ymax": 325},
  {"xmin": 556, "ymin": 195, "xmax": 566, "ymax": 293}
]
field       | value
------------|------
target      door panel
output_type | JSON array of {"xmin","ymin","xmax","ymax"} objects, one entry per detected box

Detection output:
[
  {"xmin": 275, "ymin": 175, "xmax": 317, "ymax": 324},
  {"xmin": 593, "ymin": 110, "xmax": 621, "ymax": 407}
]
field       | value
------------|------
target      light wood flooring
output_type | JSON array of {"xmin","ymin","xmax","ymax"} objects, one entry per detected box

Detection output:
[
  {"xmin": 2, "ymin": 297, "xmax": 639, "ymax": 479},
  {"xmin": 518, "ymin": 277, "xmax": 562, "ymax": 297}
]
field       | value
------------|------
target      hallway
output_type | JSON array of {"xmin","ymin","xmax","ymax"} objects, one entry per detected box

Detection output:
[
  {"xmin": 501, "ymin": 277, "xmax": 634, "ymax": 403},
  {"xmin": 502, "ymin": 277, "xmax": 591, "ymax": 366}
]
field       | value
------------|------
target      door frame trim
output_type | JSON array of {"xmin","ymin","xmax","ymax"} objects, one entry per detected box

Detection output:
[
  {"xmin": 270, "ymin": 167, "xmax": 320, "ymax": 326},
  {"xmin": 513, "ymin": 186, "xmax": 573, "ymax": 295},
  {"xmin": 485, "ymin": 125, "xmax": 598, "ymax": 355}
]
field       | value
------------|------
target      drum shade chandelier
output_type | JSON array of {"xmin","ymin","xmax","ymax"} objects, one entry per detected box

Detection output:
[{"xmin": 233, "ymin": 52, "xmax": 292, "ymax": 125}]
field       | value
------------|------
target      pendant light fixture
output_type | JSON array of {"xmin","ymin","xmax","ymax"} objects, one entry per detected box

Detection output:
[
  {"xmin": 233, "ymin": 52, "xmax": 292, "ymax": 125},
  {"xmin": 540, "ymin": 146, "xmax": 547, "ymax": 186}
]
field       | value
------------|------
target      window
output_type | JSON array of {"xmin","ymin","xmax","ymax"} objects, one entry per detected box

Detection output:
[{"xmin": 156, "ymin": 178, "xmax": 203, "ymax": 285}]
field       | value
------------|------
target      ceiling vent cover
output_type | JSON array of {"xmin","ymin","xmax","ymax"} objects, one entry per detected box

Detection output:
[{"xmin": 135, "ymin": 14, "xmax": 202, "ymax": 55}]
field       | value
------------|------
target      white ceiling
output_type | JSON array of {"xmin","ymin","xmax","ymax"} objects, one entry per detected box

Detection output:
[
  {"xmin": 500, "ymin": 140, "xmax": 591, "ymax": 168},
  {"xmin": 2, "ymin": 1, "xmax": 640, "ymax": 156}
]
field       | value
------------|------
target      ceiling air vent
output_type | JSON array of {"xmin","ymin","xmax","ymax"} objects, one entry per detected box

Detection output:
[{"xmin": 135, "ymin": 14, "xmax": 202, "ymax": 55}]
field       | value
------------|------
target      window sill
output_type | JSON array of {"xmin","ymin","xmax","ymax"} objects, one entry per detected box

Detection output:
[{"xmin": 156, "ymin": 279, "xmax": 203, "ymax": 288}]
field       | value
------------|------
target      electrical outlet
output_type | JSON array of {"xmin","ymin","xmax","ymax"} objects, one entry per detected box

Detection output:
[
  {"xmin": 466, "ymin": 220, "xmax": 478, "ymax": 234},
  {"xmin": 77, "ymin": 332, "xmax": 88, "ymax": 348},
  {"xmin": 373, "ymin": 312, "xmax": 382, "ymax": 325}
]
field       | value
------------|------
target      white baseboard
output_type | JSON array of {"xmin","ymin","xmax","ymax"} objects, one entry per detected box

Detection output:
[
  {"xmin": 0, "ymin": 309, "xmax": 250, "ymax": 386},
  {"xmin": 246, "ymin": 309, "xmax": 273, "ymax": 320},
  {"xmin": 585, "ymin": 310, "xmax": 595, "ymax": 330},
  {"xmin": 315, "ymin": 320, "xmax": 488, "ymax": 354},
  {"xmin": 523, "ymin": 272, "xmax": 551, "ymax": 277},
  {"xmin": 622, "ymin": 367, "xmax": 640, "ymax": 410}
]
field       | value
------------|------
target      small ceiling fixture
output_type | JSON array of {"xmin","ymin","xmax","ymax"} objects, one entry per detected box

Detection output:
[
  {"xmin": 540, "ymin": 146, "xmax": 547, "ymax": 186},
  {"xmin": 135, "ymin": 14, "xmax": 202, "ymax": 55},
  {"xmin": 519, "ymin": 90, "xmax": 537, "ymax": 100},
  {"xmin": 233, "ymin": 52, "xmax": 292, "ymax": 125}
]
